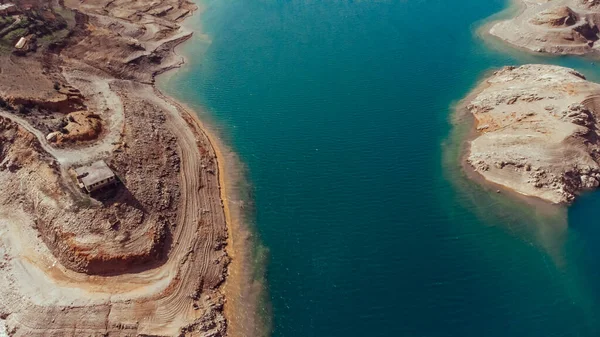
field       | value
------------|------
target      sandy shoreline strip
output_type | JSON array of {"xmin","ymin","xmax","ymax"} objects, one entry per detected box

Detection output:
[{"xmin": 155, "ymin": 4, "xmax": 266, "ymax": 336}]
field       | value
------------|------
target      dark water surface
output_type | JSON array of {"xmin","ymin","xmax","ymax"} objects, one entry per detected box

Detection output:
[{"xmin": 159, "ymin": 0, "xmax": 600, "ymax": 336}]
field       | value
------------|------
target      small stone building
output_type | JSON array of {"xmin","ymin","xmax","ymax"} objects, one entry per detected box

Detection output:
[
  {"xmin": 74, "ymin": 160, "xmax": 118, "ymax": 193},
  {"xmin": 14, "ymin": 36, "xmax": 26, "ymax": 49}
]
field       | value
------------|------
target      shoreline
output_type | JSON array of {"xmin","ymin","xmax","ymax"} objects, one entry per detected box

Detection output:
[
  {"xmin": 480, "ymin": 0, "xmax": 600, "ymax": 58},
  {"xmin": 458, "ymin": 1, "xmax": 600, "ymax": 208},
  {"xmin": 474, "ymin": 0, "xmax": 591, "ymax": 61},
  {"xmin": 451, "ymin": 64, "xmax": 600, "ymax": 209},
  {"xmin": 474, "ymin": 0, "xmax": 544, "ymax": 59},
  {"xmin": 153, "ymin": 3, "xmax": 268, "ymax": 336},
  {"xmin": 0, "ymin": 0, "xmax": 262, "ymax": 333},
  {"xmin": 155, "ymin": 87, "xmax": 265, "ymax": 337},
  {"xmin": 444, "ymin": 90, "xmax": 570, "ymax": 266}
]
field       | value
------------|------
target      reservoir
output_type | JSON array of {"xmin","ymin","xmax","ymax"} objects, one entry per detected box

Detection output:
[{"xmin": 160, "ymin": 0, "xmax": 600, "ymax": 336}]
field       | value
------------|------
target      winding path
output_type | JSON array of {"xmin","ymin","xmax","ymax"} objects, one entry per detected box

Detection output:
[{"xmin": 0, "ymin": 80, "xmax": 228, "ymax": 336}]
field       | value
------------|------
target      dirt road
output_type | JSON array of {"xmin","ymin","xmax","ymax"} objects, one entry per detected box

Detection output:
[{"xmin": 0, "ymin": 80, "xmax": 229, "ymax": 336}]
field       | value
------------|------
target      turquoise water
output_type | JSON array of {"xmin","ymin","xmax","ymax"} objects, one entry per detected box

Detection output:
[{"xmin": 159, "ymin": 0, "xmax": 600, "ymax": 336}]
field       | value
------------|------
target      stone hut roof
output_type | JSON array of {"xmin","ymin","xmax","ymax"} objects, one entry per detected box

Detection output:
[{"xmin": 74, "ymin": 160, "xmax": 116, "ymax": 188}]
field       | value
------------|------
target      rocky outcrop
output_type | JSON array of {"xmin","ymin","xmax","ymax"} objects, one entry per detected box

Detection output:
[
  {"xmin": 529, "ymin": 6, "xmax": 578, "ymax": 27},
  {"xmin": 489, "ymin": 0, "xmax": 600, "ymax": 55},
  {"xmin": 47, "ymin": 110, "xmax": 102, "ymax": 144},
  {"xmin": 465, "ymin": 64, "xmax": 600, "ymax": 204}
]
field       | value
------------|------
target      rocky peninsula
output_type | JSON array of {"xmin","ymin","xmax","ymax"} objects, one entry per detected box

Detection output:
[
  {"xmin": 0, "ymin": 0, "xmax": 237, "ymax": 336},
  {"xmin": 465, "ymin": 64, "xmax": 600, "ymax": 204},
  {"xmin": 490, "ymin": 0, "xmax": 600, "ymax": 55}
]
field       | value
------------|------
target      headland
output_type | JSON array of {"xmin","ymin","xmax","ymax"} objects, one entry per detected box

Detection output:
[
  {"xmin": 489, "ymin": 0, "xmax": 600, "ymax": 56},
  {"xmin": 0, "ymin": 0, "xmax": 240, "ymax": 336}
]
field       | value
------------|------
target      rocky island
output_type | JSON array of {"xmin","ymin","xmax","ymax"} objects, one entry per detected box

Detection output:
[
  {"xmin": 490, "ymin": 0, "xmax": 600, "ymax": 55},
  {"xmin": 0, "ymin": 0, "xmax": 235, "ymax": 336},
  {"xmin": 465, "ymin": 64, "xmax": 600, "ymax": 204}
]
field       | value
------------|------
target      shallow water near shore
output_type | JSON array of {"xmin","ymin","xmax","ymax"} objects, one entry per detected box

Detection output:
[{"xmin": 159, "ymin": 0, "xmax": 600, "ymax": 336}]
